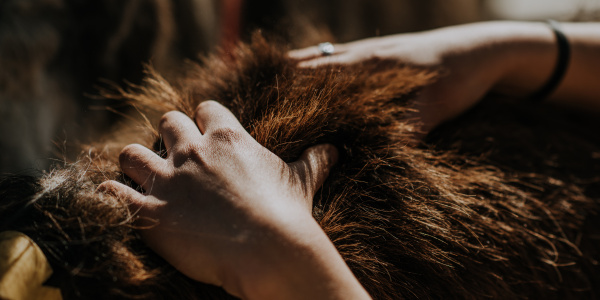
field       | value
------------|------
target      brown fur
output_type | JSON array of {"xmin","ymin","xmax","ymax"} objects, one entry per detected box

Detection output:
[
  {"xmin": 0, "ymin": 0, "xmax": 506, "ymax": 174},
  {"xmin": 1, "ymin": 35, "xmax": 600, "ymax": 299}
]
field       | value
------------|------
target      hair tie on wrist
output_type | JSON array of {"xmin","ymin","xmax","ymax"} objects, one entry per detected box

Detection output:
[{"xmin": 530, "ymin": 19, "xmax": 571, "ymax": 102}]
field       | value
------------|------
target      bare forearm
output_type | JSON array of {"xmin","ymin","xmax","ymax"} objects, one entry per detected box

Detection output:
[
  {"xmin": 229, "ymin": 217, "xmax": 371, "ymax": 300},
  {"xmin": 413, "ymin": 21, "xmax": 600, "ymax": 131},
  {"xmin": 550, "ymin": 22, "xmax": 600, "ymax": 109},
  {"xmin": 491, "ymin": 21, "xmax": 600, "ymax": 109},
  {"xmin": 292, "ymin": 21, "xmax": 600, "ymax": 132}
]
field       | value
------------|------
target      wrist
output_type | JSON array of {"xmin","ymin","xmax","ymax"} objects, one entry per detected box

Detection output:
[
  {"xmin": 412, "ymin": 21, "xmax": 549, "ymax": 128},
  {"xmin": 222, "ymin": 215, "xmax": 369, "ymax": 300},
  {"xmin": 550, "ymin": 22, "xmax": 600, "ymax": 107},
  {"xmin": 484, "ymin": 21, "xmax": 560, "ymax": 97},
  {"xmin": 436, "ymin": 21, "xmax": 558, "ymax": 97}
]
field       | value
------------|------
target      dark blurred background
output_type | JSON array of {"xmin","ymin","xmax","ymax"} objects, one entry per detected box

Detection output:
[
  {"xmin": 240, "ymin": 0, "xmax": 600, "ymax": 46},
  {"xmin": 0, "ymin": 0, "xmax": 598, "ymax": 174}
]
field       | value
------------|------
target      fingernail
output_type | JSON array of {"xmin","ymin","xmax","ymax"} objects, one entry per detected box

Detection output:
[{"xmin": 96, "ymin": 181, "xmax": 117, "ymax": 195}]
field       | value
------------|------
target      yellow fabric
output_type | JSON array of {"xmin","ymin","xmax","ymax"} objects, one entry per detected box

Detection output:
[{"xmin": 0, "ymin": 231, "xmax": 62, "ymax": 300}]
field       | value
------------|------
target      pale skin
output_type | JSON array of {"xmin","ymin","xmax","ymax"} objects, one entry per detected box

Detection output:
[
  {"xmin": 290, "ymin": 21, "xmax": 600, "ymax": 133},
  {"xmin": 101, "ymin": 21, "xmax": 600, "ymax": 299},
  {"xmin": 99, "ymin": 100, "xmax": 371, "ymax": 300}
]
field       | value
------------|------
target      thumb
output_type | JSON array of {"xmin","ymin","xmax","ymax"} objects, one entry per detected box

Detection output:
[{"xmin": 288, "ymin": 144, "xmax": 339, "ymax": 204}]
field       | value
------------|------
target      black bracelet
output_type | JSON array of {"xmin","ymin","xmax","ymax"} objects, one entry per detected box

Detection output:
[{"xmin": 529, "ymin": 20, "xmax": 571, "ymax": 102}]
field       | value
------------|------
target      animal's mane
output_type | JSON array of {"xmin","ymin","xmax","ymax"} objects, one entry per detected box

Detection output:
[{"xmin": 1, "ymin": 35, "xmax": 599, "ymax": 299}]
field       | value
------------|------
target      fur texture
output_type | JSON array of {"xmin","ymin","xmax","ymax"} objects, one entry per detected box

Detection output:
[
  {"xmin": 1, "ymin": 35, "xmax": 599, "ymax": 299},
  {"xmin": 0, "ymin": 0, "xmax": 498, "ymax": 174}
]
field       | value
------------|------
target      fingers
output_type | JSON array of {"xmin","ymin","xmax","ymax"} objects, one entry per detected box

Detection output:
[
  {"xmin": 288, "ymin": 46, "xmax": 322, "ymax": 60},
  {"xmin": 289, "ymin": 144, "xmax": 339, "ymax": 206},
  {"xmin": 288, "ymin": 43, "xmax": 347, "ymax": 60},
  {"xmin": 297, "ymin": 55, "xmax": 349, "ymax": 68},
  {"xmin": 289, "ymin": 43, "xmax": 350, "ymax": 68},
  {"xmin": 195, "ymin": 100, "xmax": 244, "ymax": 134},
  {"xmin": 119, "ymin": 144, "xmax": 168, "ymax": 191},
  {"xmin": 97, "ymin": 180, "xmax": 163, "ymax": 222},
  {"xmin": 159, "ymin": 111, "xmax": 203, "ymax": 150},
  {"xmin": 98, "ymin": 180, "xmax": 145, "ymax": 204}
]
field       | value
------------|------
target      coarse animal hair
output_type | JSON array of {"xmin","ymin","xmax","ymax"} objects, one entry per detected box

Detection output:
[
  {"xmin": 1, "ymin": 34, "xmax": 599, "ymax": 299},
  {"xmin": 0, "ymin": 0, "xmax": 487, "ymax": 174}
]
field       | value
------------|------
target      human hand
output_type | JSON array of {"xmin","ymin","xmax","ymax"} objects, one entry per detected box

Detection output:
[
  {"xmin": 290, "ymin": 21, "xmax": 560, "ymax": 133},
  {"xmin": 99, "ymin": 101, "xmax": 370, "ymax": 299}
]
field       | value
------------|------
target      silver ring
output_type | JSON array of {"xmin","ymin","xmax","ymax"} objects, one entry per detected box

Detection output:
[{"xmin": 318, "ymin": 42, "xmax": 335, "ymax": 56}]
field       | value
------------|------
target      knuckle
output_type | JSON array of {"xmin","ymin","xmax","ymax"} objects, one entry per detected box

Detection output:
[
  {"xmin": 158, "ymin": 111, "xmax": 180, "ymax": 129},
  {"xmin": 119, "ymin": 144, "xmax": 141, "ymax": 161},
  {"xmin": 195, "ymin": 100, "xmax": 219, "ymax": 114},
  {"xmin": 209, "ymin": 127, "xmax": 245, "ymax": 144},
  {"xmin": 119, "ymin": 145, "xmax": 154, "ymax": 170},
  {"xmin": 179, "ymin": 142, "xmax": 202, "ymax": 157},
  {"xmin": 172, "ymin": 142, "xmax": 206, "ymax": 166}
]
